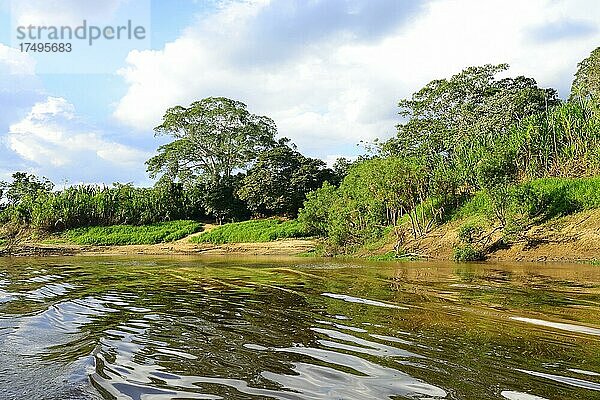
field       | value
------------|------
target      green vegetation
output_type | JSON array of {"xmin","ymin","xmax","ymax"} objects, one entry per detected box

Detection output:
[
  {"xmin": 453, "ymin": 177, "xmax": 600, "ymax": 221},
  {"xmin": 300, "ymin": 48, "xmax": 600, "ymax": 258},
  {"xmin": 0, "ymin": 178, "xmax": 204, "ymax": 231},
  {"xmin": 237, "ymin": 141, "xmax": 334, "ymax": 216},
  {"xmin": 453, "ymin": 245, "xmax": 486, "ymax": 262},
  {"xmin": 145, "ymin": 97, "xmax": 337, "ymax": 223},
  {"xmin": 570, "ymin": 46, "xmax": 600, "ymax": 101},
  {"xmin": 64, "ymin": 220, "xmax": 202, "ymax": 245},
  {"xmin": 190, "ymin": 219, "xmax": 309, "ymax": 244},
  {"xmin": 2, "ymin": 48, "xmax": 600, "ymax": 259}
]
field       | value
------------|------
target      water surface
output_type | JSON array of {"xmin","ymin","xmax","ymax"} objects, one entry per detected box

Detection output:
[{"xmin": 0, "ymin": 256, "xmax": 599, "ymax": 399}]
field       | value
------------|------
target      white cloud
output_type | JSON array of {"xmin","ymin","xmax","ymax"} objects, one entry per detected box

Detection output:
[
  {"xmin": 109, "ymin": 0, "xmax": 599, "ymax": 161},
  {"xmin": 324, "ymin": 154, "xmax": 359, "ymax": 168},
  {"xmin": 0, "ymin": 44, "xmax": 41, "ymax": 119},
  {"xmin": 10, "ymin": 0, "xmax": 125, "ymax": 26},
  {"xmin": 0, "ymin": 43, "xmax": 36, "ymax": 75},
  {"xmin": 7, "ymin": 97, "xmax": 150, "ymax": 181}
]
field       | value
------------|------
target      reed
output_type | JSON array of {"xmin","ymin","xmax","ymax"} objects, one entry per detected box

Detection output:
[{"xmin": 0, "ymin": 183, "xmax": 205, "ymax": 231}]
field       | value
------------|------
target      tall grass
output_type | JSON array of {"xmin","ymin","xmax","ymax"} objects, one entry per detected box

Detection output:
[
  {"xmin": 454, "ymin": 176, "xmax": 600, "ymax": 220},
  {"xmin": 64, "ymin": 220, "xmax": 202, "ymax": 245},
  {"xmin": 0, "ymin": 182, "xmax": 204, "ymax": 231},
  {"xmin": 191, "ymin": 218, "xmax": 309, "ymax": 244},
  {"xmin": 512, "ymin": 98, "xmax": 600, "ymax": 179},
  {"xmin": 525, "ymin": 176, "xmax": 600, "ymax": 217}
]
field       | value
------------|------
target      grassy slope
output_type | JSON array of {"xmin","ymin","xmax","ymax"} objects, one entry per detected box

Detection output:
[
  {"xmin": 455, "ymin": 176, "xmax": 600, "ymax": 220},
  {"xmin": 64, "ymin": 220, "xmax": 203, "ymax": 245},
  {"xmin": 190, "ymin": 218, "xmax": 309, "ymax": 244},
  {"xmin": 358, "ymin": 177, "xmax": 600, "ymax": 261}
]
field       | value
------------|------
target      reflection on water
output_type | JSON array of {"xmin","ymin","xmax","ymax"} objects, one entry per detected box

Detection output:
[
  {"xmin": 0, "ymin": 257, "xmax": 599, "ymax": 399},
  {"xmin": 510, "ymin": 317, "xmax": 600, "ymax": 336}
]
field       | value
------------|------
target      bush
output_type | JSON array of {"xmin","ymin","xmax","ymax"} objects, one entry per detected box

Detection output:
[
  {"xmin": 457, "ymin": 222, "xmax": 484, "ymax": 244},
  {"xmin": 476, "ymin": 149, "xmax": 518, "ymax": 227},
  {"xmin": 453, "ymin": 244, "xmax": 485, "ymax": 262},
  {"xmin": 298, "ymin": 182, "xmax": 338, "ymax": 236}
]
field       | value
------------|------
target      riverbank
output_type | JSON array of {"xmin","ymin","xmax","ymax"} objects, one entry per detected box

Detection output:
[
  {"xmin": 1, "ymin": 235, "xmax": 317, "ymax": 257},
  {"xmin": 2, "ymin": 207, "xmax": 599, "ymax": 262},
  {"xmin": 384, "ymin": 208, "xmax": 600, "ymax": 263},
  {"xmin": 3, "ymin": 224, "xmax": 598, "ymax": 264}
]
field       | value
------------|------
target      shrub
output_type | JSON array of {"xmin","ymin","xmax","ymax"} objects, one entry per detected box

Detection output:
[
  {"xmin": 457, "ymin": 222, "xmax": 484, "ymax": 244},
  {"xmin": 453, "ymin": 244, "xmax": 485, "ymax": 262},
  {"xmin": 298, "ymin": 182, "xmax": 338, "ymax": 236}
]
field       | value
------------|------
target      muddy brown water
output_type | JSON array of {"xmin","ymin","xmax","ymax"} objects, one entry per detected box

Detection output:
[{"xmin": 0, "ymin": 256, "xmax": 599, "ymax": 399}]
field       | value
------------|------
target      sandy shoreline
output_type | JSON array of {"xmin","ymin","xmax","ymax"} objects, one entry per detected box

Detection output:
[{"xmin": 2, "ymin": 238, "xmax": 318, "ymax": 258}]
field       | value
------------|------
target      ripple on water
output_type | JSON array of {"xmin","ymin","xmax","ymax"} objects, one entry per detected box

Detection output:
[
  {"xmin": 516, "ymin": 369, "xmax": 600, "ymax": 392},
  {"xmin": 501, "ymin": 390, "xmax": 549, "ymax": 400},
  {"xmin": 510, "ymin": 316, "xmax": 600, "ymax": 336},
  {"xmin": 1, "ymin": 258, "xmax": 600, "ymax": 399},
  {"xmin": 321, "ymin": 292, "xmax": 408, "ymax": 309}
]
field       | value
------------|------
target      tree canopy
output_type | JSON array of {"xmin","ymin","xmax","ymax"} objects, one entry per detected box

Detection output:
[
  {"xmin": 570, "ymin": 46, "xmax": 600, "ymax": 101},
  {"xmin": 382, "ymin": 64, "xmax": 558, "ymax": 189},
  {"xmin": 237, "ymin": 141, "xmax": 333, "ymax": 217},
  {"xmin": 146, "ymin": 97, "xmax": 277, "ymax": 184},
  {"xmin": 385, "ymin": 64, "xmax": 558, "ymax": 157},
  {"xmin": 0, "ymin": 172, "xmax": 54, "ymax": 207}
]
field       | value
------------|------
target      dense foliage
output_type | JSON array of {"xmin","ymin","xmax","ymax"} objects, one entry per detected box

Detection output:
[
  {"xmin": 299, "ymin": 157, "xmax": 437, "ymax": 251},
  {"xmin": 190, "ymin": 218, "xmax": 308, "ymax": 244},
  {"xmin": 64, "ymin": 220, "xmax": 202, "ymax": 245},
  {"xmin": 300, "ymin": 48, "xmax": 600, "ymax": 256},
  {"xmin": 570, "ymin": 47, "xmax": 600, "ymax": 101},
  {"xmin": 238, "ymin": 141, "xmax": 334, "ymax": 217},
  {"xmin": 147, "ymin": 97, "xmax": 278, "ymax": 183},
  {"xmin": 0, "ymin": 178, "xmax": 204, "ymax": 231}
]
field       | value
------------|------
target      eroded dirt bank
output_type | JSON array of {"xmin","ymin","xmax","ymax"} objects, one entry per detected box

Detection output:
[{"xmin": 403, "ymin": 209, "xmax": 600, "ymax": 262}]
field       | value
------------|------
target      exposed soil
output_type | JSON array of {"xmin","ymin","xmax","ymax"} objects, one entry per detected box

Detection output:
[
  {"xmin": 404, "ymin": 208, "xmax": 600, "ymax": 262},
  {"xmin": 2, "ymin": 238, "xmax": 317, "ymax": 258}
]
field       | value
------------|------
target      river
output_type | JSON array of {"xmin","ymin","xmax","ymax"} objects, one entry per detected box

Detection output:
[{"xmin": 0, "ymin": 256, "xmax": 598, "ymax": 399}]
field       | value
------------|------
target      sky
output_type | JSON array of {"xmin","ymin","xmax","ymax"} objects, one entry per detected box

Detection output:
[{"xmin": 0, "ymin": 0, "xmax": 599, "ymax": 186}]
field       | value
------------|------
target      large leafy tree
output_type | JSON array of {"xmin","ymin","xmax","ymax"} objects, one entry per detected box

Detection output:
[
  {"xmin": 146, "ymin": 97, "xmax": 277, "ymax": 184},
  {"xmin": 201, "ymin": 174, "xmax": 250, "ymax": 224},
  {"xmin": 386, "ymin": 64, "xmax": 558, "ymax": 156},
  {"xmin": 382, "ymin": 64, "xmax": 558, "ymax": 189},
  {"xmin": 570, "ymin": 47, "xmax": 600, "ymax": 101},
  {"xmin": 237, "ymin": 141, "xmax": 333, "ymax": 217},
  {"xmin": 0, "ymin": 172, "xmax": 54, "ymax": 206}
]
